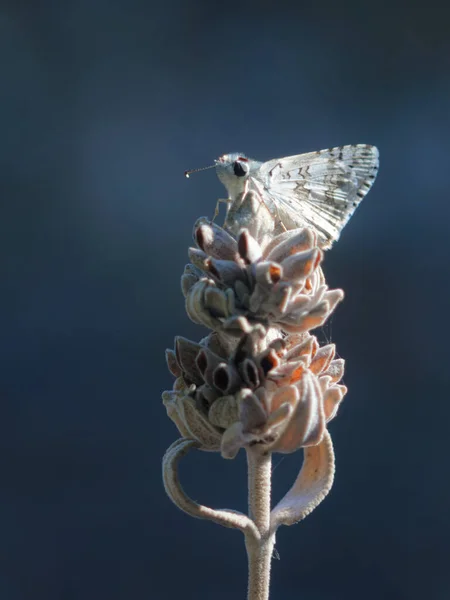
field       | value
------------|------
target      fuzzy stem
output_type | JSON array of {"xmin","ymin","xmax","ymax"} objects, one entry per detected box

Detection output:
[{"xmin": 245, "ymin": 449, "xmax": 275, "ymax": 600}]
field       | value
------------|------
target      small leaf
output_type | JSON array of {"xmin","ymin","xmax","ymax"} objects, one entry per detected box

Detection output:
[{"xmin": 270, "ymin": 430, "xmax": 335, "ymax": 532}]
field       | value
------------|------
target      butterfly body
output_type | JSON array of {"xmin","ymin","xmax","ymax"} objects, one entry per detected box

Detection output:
[{"xmin": 214, "ymin": 145, "xmax": 379, "ymax": 248}]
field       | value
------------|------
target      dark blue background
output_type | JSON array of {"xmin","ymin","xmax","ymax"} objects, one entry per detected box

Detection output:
[{"xmin": 1, "ymin": 0, "xmax": 449, "ymax": 598}]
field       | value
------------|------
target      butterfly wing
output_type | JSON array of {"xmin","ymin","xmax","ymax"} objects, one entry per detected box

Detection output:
[{"xmin": 250, "ymin": 144, "xmax": 379, "ymax": 247}]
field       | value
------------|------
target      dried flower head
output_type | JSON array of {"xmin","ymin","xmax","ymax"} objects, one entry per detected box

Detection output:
[
  {"xmin": 183, "ymin": 220, "xmax": 343, "ymax": 336},
  {"xmin": 164, "ymin": 209, "xmax": 346, "ymax": 461},
  {"xmin": 163, "ymin": 329, "xmax": 346, "ymax": 459}
]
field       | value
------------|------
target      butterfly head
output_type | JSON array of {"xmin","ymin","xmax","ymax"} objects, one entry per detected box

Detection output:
[{"xmin": 215, "ymin": 153, "xmax": 257, "ymax": 199}]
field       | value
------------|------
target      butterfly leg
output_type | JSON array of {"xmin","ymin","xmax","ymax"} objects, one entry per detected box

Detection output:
[
  {"xmin": 267, "ymin": 197, "xmax": 287, "ymax": 232},
  {"xmin": 254, "ymin": 193, "xmax": 287, "ymax": 232},
  {"xmin": 249, "ymin": 181, "xmax": 288, "ymax": 233},
  {"xmin": 213, "ymin": 198, "xmax": 232, "ymax": 222},
  {"xmin": 274, "ymin": 211, "xmax": 287, "ymax": 232}
]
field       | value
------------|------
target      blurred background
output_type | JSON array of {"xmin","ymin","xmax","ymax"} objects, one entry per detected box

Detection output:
[{"xmin": 1, "ymin": 0, "xmax": 449, "ymax": 598}]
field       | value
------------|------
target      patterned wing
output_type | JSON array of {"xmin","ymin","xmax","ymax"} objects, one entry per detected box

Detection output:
[{"xmin": 252, "ymin": 144, "xmax": 379, "ymax": 247}]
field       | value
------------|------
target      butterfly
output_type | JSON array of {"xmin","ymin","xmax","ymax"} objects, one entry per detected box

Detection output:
[{"xmin": 186, "ymin": 145, "xmax": 379, "ymax": 248}]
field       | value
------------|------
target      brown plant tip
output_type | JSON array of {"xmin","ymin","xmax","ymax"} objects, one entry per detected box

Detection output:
[
  {"xmin": 163, "ymin": 330, "xmax": 347, "ymax": 458},
  {"xmin": 182, "ymin": 221, "xmax": 344, "ymax": 336}
]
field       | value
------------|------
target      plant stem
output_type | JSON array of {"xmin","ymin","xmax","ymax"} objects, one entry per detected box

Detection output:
[{"xmin": 245, "ymin": 449, "xmax": 275, "ymax": 600}]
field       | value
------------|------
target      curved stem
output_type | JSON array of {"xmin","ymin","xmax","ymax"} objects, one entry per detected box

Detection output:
[
  {"xmin": 162, "ymin": 438, "xmax": 260, "ymax": 538},
  {"xmin": 245, "ymin": 449, "xmax": 275, "ymax": 600}
]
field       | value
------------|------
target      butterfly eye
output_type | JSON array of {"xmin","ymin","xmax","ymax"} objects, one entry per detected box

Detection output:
[{"xmin": 233, "ymin": 160, "xmax": 249, "ymax": 177}]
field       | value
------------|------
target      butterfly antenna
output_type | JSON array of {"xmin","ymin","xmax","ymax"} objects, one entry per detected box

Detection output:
[{"xmin": 184, "ymin": 164, "xmax": 215, "ymax": 178}]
